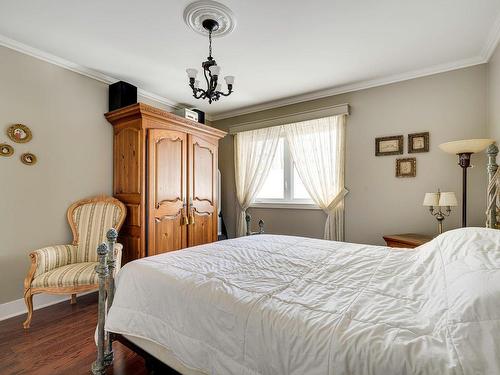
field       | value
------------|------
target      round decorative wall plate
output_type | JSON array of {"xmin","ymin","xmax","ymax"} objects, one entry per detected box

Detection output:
[
  {"xmin": 21, "ymin": 152, "xmax": 37, "ymax": 165},
  {"xmin": 0, "ymin": 143, "xmax": 14, "ymax": 157},
  {"xmin": 7, "ymin": 124, "xmax": 32, "ymax": 143},
  {"xmin": 183, "ymin": 0, "xmax": 236, "ymax": 38}
]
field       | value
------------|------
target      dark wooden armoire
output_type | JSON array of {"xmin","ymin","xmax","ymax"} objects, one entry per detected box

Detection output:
[{"xmin": 105, "ymin": 103, "xmax": 226, "ymax": 264}]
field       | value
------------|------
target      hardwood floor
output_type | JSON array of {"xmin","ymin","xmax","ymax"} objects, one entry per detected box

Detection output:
[{"xmin": 0, "ymin": 293, "xmax": 158, "ymax": 375}]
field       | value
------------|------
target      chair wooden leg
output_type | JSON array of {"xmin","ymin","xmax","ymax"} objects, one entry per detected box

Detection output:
[
  {"xmin": 70, "ymin": 294, "xmax": 77, "ymax": 305},
  {"xmin": 23, "ymin": 290, "xmax": 33, "ymax": 329}
]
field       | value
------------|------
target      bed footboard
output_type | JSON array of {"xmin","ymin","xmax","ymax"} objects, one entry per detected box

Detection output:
[{"xmin": 91, "ymin": 229, "xmax": 118, "ymax": 375}]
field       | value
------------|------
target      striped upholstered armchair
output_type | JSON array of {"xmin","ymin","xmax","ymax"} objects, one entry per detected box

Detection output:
[{"xmin": 23, "ymin": 196, "xmax": 126, "ymax": 328}]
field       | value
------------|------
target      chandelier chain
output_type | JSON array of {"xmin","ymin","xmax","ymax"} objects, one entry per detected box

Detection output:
[{"xmin": 208, "ymin": 30, "xmax": 212, "ymax": 58}]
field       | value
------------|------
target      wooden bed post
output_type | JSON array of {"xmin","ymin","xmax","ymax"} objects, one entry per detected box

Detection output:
[
  {"xmin": 91, "ymin": 242, "xmax": 109, "ymax": 375},
  {"xmin": 104, "ymin": 228, "xmax": 118, "ymax": 365},
  {"xmin": 486, "ymin": 143, "xmax": 499, "ymax": 229}
]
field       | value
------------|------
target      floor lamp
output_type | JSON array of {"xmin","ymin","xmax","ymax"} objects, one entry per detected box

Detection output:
[{"xmin": 439, "ymin": 139, "xmax": 494, "ymax": 227}]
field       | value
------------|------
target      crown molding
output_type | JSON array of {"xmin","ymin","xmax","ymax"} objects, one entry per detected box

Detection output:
[
  {"xmin": 481, "ymin": 13, "xmax": 500, "ymax": 61},
  {"xmin": 0, "ymin": 34, "xmax": 181, "ymax": 110},
  {"xmin": 3, "ymin": 10, "xmax": 500, "ymax": 124},
  {"xmin": 211, "ymin": 15, "xmax": 500, "ymax": 122},
  {"xmin": 211, "ymin": 56, "xmax": 486, "ymax": 121}
]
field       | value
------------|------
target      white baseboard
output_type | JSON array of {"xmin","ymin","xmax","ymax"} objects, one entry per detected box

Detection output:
[{"xmin": 0, "ymin": 291, "xmax": 94, "ymax": 321}]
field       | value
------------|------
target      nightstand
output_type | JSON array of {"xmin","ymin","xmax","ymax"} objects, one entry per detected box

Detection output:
[{"xmin": 383, "ymin": 233, "xmax": 433, "ymax": 249}]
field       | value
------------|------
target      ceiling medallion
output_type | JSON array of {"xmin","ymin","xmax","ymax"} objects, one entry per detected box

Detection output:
[
  {"xmin": 183, "ymin": 0, "xmax": 236, "ymax": 38},
  {"xmin": 184, "ymin": 1, "xmax": 235, "ymax": 104}
]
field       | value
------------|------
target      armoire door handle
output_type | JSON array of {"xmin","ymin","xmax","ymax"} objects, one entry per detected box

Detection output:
[
  {"xmin": 181, "ymin": 198, "xmax": 188, "ymax": 225},
  {"xmin": 188, "ymin": 197, "xmax": 195, "ymax": 224}
]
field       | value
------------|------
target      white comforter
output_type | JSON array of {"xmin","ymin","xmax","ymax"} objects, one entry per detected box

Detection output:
[{"xmin": 106, "ymin": 228, "xmax": 500, "ymax": 375}]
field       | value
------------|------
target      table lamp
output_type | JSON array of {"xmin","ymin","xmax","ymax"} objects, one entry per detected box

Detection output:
[
  {"xmin": 439, "ymin": 139, "xmax": 494, "ymax": 227},
  {"xmin": 423, "ymin": 190, "xmax": 458, "ymax": 234}
]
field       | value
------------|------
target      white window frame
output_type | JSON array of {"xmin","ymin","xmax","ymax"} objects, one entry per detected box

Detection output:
[{"xmin": 252, "ymin": 135, "xmax": 319, "ymax": 210}]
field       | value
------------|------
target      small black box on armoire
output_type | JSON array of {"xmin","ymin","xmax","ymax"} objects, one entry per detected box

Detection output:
[{"xmin": 109, "ymin": 81, "xmax": 137, "ymax": 111}]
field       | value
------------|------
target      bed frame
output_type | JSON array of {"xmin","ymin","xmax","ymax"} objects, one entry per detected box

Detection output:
[
  {"xmin": 487, "ymin": 143, "xmax": 499, "ymax": 229},
  {"xmin": 91, "ymin": 143, "xmax": 499, "ymax": 375}
]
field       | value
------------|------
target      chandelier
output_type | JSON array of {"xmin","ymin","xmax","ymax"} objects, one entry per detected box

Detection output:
[{"xmin": 186, "ymin": 18, "xmax": 234, "ymax": 104}]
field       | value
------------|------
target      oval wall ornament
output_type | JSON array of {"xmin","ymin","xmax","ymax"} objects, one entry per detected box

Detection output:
[{"xmin": 183, "ymin": 0, "xmax": 236, "ymax": 38}]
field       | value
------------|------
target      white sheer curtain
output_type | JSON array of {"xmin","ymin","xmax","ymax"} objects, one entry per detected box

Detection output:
[
  {"xmin": 283, "ymin": 115, "xmax": 348, "ymax": 240},
  {"xmin": 234, "ymin": 126, "xmax": 281, "ymax": 237}
]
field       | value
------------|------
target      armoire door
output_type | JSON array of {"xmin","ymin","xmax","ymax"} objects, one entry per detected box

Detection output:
[
  {"xmin": 148, "ymin": 129, "xmax": 188, "ymax": 255},
  {"xmin": 188, "ymin": 134, "xmax": 218, "ymax": 246}
]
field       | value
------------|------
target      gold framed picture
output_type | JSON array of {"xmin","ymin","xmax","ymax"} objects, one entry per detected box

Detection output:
[
  {"xmin": 408, "ymin": 132, "xmax": 429, "ymax": 153},
  {"xmin": 7, "ymin": 124, "xmax": 32, "ymax": 143},
  {"xmin": 0, "ymin": 143, "xmax": 14, "ymax": 157},
  {"xmin": 20, "ymin": 152, "xmax": 37, "ymax": 166},
  {"xmin": 375, "ymin": 135, "xmax": 403, "ymax": 156},
  {"xmin": 396, "ymin": 157, "xmax": 416, "ymax": 177}
]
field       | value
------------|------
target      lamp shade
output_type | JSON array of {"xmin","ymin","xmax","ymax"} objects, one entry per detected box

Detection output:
[
  {"xmin": 439, "ymin": 139, "xmax": 494, "ymax": 154},
  {"xmin": 438, "ymin": 192, "xmax": 458, "ymax": 207},
  {"xmin": 186, "ymin": 68, "xmax": 198, "ymax": 79},
  {"xmin": 423, "ymin": 193, "xmax": 440, "ymax": 206},
  {"xmin": 209, "ymin": 65, "xmax": 221, "ymax": 76}
]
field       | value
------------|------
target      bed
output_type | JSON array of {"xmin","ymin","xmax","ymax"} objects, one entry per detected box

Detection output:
[{"xmin": 92, "ymin": 143, "xmax": 500, "ymax": 375}]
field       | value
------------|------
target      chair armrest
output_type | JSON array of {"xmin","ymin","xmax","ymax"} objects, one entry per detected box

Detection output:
[
  {"xmin": 24, "ymin": 244, "xmax": 77, "ymax": 291},
  {"xmin": 30, "ymin": 244, "xmax": 77, "ymax": 278}
]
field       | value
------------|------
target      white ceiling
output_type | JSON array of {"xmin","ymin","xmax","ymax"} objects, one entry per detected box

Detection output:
[{"xmin": 1, "ymin": 0, "xmax": 500, "ymax": 119}]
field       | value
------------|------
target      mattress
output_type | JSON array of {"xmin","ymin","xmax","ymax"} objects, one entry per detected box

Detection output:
[{"xmin": 106, "ymin": 228, "xmax": 500, "ymax": 375}]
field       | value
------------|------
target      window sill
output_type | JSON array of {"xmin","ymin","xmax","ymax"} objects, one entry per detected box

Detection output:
[{"xmin": 250, "ymin": 202, "xmax": 320, "ymax": 210}]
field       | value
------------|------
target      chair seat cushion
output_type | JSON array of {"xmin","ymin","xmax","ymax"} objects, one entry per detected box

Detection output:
[{"xmin": 31, "ymin": 262, "xmax": 98, "ymax": 289}]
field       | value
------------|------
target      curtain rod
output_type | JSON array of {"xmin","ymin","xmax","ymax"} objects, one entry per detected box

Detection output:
[{"xmin": 228, "ymin": 104, "xmax": 350, "ymax": 134}]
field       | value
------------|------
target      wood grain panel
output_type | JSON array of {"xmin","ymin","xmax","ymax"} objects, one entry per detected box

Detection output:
[
  {"xmin": 188, "ymin": 135, "xmax": 218, "ymax": 247},
  {"xmin": 148, "ymin": 129, "xmax": 188, "ymax": 255},
  {"xmin": 120, "ymin": 234, "xmax": 142, "ymax": 264},
  {"xmin": 156, "ymin": 137, "xmax": 183, "ymax": 205},
  {"xmin": 154, "ymin": 214, "xmax": 186, "ymax": 254},
  {"xmin": 114, "ymin": 127, "xmax": 141, "ymax": 194},
  {"xmin": 125, "ymin": 204, "xmax": 141, "ymax": 227}
]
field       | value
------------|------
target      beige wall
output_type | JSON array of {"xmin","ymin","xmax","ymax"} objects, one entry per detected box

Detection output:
[
  {"xmin": 0, "ymin": 46, "xmax": 173, "ymax": 304},
  {"xmin": 215, "ymin": 65, "xmax": 489, "ymax": 245},
  {"xmin": 0, "ymin": 43, "xmax": 492, "ymax": 305},
  {"xmin": 488, "ymin": 43, "xmax": 500, "ymax": 142}
]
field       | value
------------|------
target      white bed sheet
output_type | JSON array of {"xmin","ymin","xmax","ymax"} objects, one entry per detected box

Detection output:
[{"xmin": 106, "ymin": 228, "xmax": 500, "ymax": 375}]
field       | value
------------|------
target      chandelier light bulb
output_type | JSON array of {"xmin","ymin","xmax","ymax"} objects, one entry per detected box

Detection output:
[
  {"xmin": 209, "ymin": 65, "xmax": 221, "ymax": 76},
  {"xmin": 224, "ymin": 75, "xmax": 235, "ymax": 85},
  {"xmin": 186, "ymin": 68, "xmax": 198, "ymax": 79},
  {"xmin": 216, "ymin": 83, "xmax": 222, "ymax": 92},
  {"xmin": 194, "ymin": 80, "xmax": 200, "ymax": 89}
]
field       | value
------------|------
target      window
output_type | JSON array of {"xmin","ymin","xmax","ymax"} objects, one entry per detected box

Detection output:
[{"xmin": 254, "ymin": 134, "xmax": 316, "ymax": 207}]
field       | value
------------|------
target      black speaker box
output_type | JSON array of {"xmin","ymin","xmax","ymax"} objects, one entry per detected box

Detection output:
[
  {"xmin": 192, "ymin": 109, "xmax": 205, "ymax": 124},
  {"xmin": 109, "ymin": 81, "xmax": 137, "ymax": 112}
]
